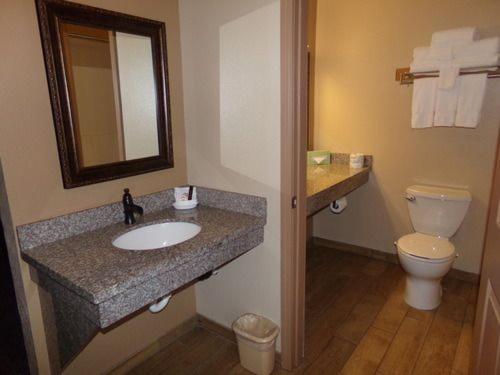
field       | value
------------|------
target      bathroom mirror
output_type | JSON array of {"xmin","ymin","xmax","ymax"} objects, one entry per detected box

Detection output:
[{"xmin": 36, "ymin": 0, "xmax": 173, "ymax": 188}]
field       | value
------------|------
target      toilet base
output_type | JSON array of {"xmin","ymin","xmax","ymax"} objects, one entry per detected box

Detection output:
[{"xmin": 404, "ymin": 275, "xmax": 442, "ymax": 310}]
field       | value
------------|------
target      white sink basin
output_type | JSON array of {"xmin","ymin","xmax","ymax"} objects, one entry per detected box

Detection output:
[{"xmin": 113, "ymin": 222, "xmax": 201, "ymax": 251}]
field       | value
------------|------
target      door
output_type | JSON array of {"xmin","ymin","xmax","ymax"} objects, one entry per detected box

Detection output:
[
  {"xmin": 0, "ymin": 218, "xmax": 29, "ymax": 374},
  {"xmin": 280, "ymin": 0, "xmax": 308, "ymax": 369},
  {"xmin": 473, "ymin": 137, "xmax": 500, "ymax": 374}
]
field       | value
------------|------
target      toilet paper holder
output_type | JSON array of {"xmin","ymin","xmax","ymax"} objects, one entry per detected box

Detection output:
[{"xmin": 329, "ymin": 197, "xmax": 348, "ymax": 214}]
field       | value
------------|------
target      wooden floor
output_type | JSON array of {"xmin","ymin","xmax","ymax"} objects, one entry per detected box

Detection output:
[{"xmin": 127, "ymin": 245, "xmax": 477, "ymax": 375}]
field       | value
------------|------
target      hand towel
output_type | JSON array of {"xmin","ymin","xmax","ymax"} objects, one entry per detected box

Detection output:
[
  {"xmin": 431, "ymin": 27, "xmax": 478, "ymax": 47},
  {"xmin": 455, "ymin": 74, "xmax": 488, "ymax": 128},
  {"xmin": 453, "ymin": 37, "xmax": 500, "ymax": 58},
  {"xmin": 411, "ymin": 78, "xmax": 437, "ymax": 128},
  {"xmin": 434, "ymin": 81, "xmax": 460, "ymax": 127}
]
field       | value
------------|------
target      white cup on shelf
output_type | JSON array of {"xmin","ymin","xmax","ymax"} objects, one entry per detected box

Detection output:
[{"xmin": 173, "ymin": 186, "xmax": 198, "ymax": 210}]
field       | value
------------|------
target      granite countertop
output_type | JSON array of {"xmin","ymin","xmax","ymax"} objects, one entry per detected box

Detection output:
[
  {"xmin": 307, "ymin": 163, "xmax": 371, "ymax": 216},
  {"xmin": 22, "ymin": 205, "xmax": 265, "ymax": 306}
]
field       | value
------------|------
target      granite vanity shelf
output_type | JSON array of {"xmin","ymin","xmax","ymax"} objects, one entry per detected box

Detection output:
[
  {"xmin": 307, "ymin": 153, "xmax": 372, "ymax": 216},
  {"xmin": 18, "ymin": 187, "xmax": 266, "ymax": 369}
]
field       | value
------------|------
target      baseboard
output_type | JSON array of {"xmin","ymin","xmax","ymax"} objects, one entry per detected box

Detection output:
[
  {"xmin": 447, "ymin": 268, "xmax": 480, "ymax": 284},
  {"xmin": 313, "ymin": 237, "xmax": 399, "ymax": 264},
  {"xmin": 312, "ymin": 236, "xmax": 480, "ymax": 284}
]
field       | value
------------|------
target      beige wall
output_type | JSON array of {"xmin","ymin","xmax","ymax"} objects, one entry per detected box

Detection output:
[
  {"xmin": 0, "ymin": 1, "xmax": 196, "ymax": 374},
  {"xmin": 68, "ymin": 36, "xmax": 122, "ymax": 166},
  {"xmin": 312, "ymin": 0, "xmax": 500, "ymax": 274},
  {"xmin": 179, "ymin": 0, "xmax": 281, "ymax": 346}
]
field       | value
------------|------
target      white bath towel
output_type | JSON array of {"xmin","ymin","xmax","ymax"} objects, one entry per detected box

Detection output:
[
  {"xmin": 453, "ymin": 37, "xmax": 500, "ymax": 58},
  {"xmin": 455, "ymin": 74, "xmax": 488, "ymax": 128},
  {"xmin": 409, "ymin": 27, "xmax": 493, "ymax": 128},
  {"xmin": 431, "ymin": 27, "xmax": 478, "ymax": 47},
  {"xmin": 455, "ymin": 54, "xmax": 500, "ymax": 70},
  {"xmin": 410, "ymin": 55, "xmax": 500, "ymax": 73},
  {"xmin": 413, "ymin": 46, "xmax": 453, "ymax": 61},
  {"xmin": 434, "ymin": 81, "xmax": 460, "ymax": 127},
  {"xmin": 411, "ymin": 78, "xmax": 437, "ymax": 128}
]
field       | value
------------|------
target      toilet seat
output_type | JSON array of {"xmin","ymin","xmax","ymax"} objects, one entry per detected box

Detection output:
[{"xmin": 397, "ymin": 233, "xmax": 455, "ymax": 262}]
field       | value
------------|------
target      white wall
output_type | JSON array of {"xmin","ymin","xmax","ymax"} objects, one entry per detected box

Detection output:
[
  {"xmin": 116, "ymin": 32, "xmax": 159, "ymax": 160},
  {"xmin": 179, "ymin": 0, "xmax": 281, "ymax": 345}
]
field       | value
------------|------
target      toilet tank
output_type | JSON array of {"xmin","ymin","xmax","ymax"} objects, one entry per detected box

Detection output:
[{"xmin": 406, "ymin": 185, "xmax": 472, "ymax": 238}]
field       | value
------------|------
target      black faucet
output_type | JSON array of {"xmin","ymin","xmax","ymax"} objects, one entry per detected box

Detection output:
[{"xmin": 122, "ymin": 188, "xmax": 144, "ymax": 225}]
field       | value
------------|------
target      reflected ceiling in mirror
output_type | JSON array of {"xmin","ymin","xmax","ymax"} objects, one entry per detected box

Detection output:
[{"xmin": 36, "ymin": 0, "xmax": 173, "ymax": 188}]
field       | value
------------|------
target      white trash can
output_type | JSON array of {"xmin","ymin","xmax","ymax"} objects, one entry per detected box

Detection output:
[{"xmin": 232, "ymin": 313, "xmax": 280, "ymax": 375}]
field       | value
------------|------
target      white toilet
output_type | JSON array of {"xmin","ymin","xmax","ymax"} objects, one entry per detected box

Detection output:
[{"xmin": 396, "ymin": 185, "xmax": 471, "ymax": 310}]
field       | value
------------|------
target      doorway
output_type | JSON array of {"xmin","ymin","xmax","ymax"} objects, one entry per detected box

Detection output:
[
  {"xmin": 0, "ymin": 218, "xmax": 30, "ymax": 374},
  {"xmin": 280, "ymin": 0, "xmax": 494, "ymax": 373}
]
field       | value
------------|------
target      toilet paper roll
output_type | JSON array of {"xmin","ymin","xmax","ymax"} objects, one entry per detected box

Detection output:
[
  {"xmin": 329, "ymin": 197, "xmax": 348, "ymax": 214},
  {"xmin": 350, "ymin": 153, "xmax": 364, "ymax": 169}
]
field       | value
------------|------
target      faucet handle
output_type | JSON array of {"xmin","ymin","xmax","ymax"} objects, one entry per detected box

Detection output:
[{"xmin": 123, "ymin": 188, "xmax": 133, "ymax": 205}]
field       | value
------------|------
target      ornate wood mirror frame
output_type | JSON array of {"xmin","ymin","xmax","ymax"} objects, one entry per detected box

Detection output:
[{"xmin": 36, "ymin": 0, "xmax": 174, "ymax": 188}]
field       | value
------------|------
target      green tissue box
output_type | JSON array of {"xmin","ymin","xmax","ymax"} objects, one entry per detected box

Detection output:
[{"xmin": 307, "ymin": 150, "xmax": 331, "ymax": 165}]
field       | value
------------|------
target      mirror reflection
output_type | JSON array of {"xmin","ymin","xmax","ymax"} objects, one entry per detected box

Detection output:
[{"xmin": 61, "ymin": 23, "xmax": 159, "ymax": 167}]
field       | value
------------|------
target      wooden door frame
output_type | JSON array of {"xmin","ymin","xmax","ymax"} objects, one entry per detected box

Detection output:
[
  {"xmin": 280, "ymin": 0, "xmax": 308, "ymax": 370},
  {"xmin": 471, "ymin": 134, "xmax": 500, "ymax": 374}
]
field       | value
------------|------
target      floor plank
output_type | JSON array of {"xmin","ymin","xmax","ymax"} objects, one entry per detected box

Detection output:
[
  {"xmin": 335, "ymin": 292, "xmax": 386, "ymax": 344},
  {"xmin": 452, "ymin": 303, "xmax": 475, "ymax": 375},
  {"xmin": 377, "ymin": 317, "xmax": 429, "ymax": 375},
  {"xmin": 372, "ymin": 278, "xmax": 408, "ymax": 334},
  {"xmin": 362, "ymin": 259, "xmax": 389, "ymax": 277},
  {"xmin": 304, "ymin": 302, "xmax": 350, "ymax": 363},
  {"xmin": 412, "ymin": 312, "xmax": 463, "ymax": 375},
  {"xmin": 451, "ymin": 321, "xmax": 473, "ymax": 375},
  {"xmin": 153, "ymin": 327, "xmax": 226, "ymax": 375},
  {"xmin": 196, "ymin": 337, "xmax": 239, "ymax": 374},
  {"xmin": 303, "ymin": 337, "xmax": 356, "ymax": 374},
  {"xmin": 340, "ymin": 327, "xmax": 393, "ymax": 375},
  {"xmin": 127, "ymin": 340, "xmax": 188, "ymax": 375},
  {"xmin": 369, "ymin": 263, "xmax": 405, "ymax": 300}
]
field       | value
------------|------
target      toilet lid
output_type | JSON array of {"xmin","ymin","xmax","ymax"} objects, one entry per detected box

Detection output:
[{"xmin": 397, "ymin": 233, "xmax": 455, "ymax": 260}]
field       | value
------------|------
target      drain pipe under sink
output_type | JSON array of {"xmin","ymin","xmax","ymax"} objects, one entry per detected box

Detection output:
[
  {"xmin": 149, "ymin": 294, "xmax": 172, "ymax": 313},
  {"xmin": 149, "ymin": 270, "xmax": 221, "ymax": 313}
]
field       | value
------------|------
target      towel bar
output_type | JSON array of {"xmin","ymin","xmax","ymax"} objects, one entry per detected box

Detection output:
[{"xmin": 395, "ymin": 66, "xmax": 500, "ymax": 85}]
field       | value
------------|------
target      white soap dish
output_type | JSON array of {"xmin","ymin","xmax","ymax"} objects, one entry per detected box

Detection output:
[{"xmin": 173, "ymin": 200, "xmax": 198, "ymax": 210}]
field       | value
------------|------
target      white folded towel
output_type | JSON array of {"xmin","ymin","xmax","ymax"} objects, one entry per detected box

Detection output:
[
  {"xmin": 431, "ymin": 27, "xmax": 478, "ymax": 47},
  {"xmin": 413, "ymin": 46, "xmax": 453, "ymax": 61},
  {"xmin": 455, "ymin": 74, "xmax": 488, "ymax": 128},
  {"xmin": 410, "ymin": 60, "xmax": 442, "ymax": 73},
  {"xmin": 411, "ymin": 78, "xmax": 437, "ymax": 128},
  {"xmin": 410, "ymin": 27, "xmax": 492, "ymax": 129},
  {"xmin": 434, "ymin": 80, "xmax": 460, "ymax": 127},
  {"xmin": 456, "ymin": 54, "xmax": 500, "ymax": 70},
  {"xmin": 453, "ymin": 37, "xmax": 500, "ymax": 58},
  {"xmin": 410, "ymin": 54, "xmax": 500, "ymax": 73}
]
